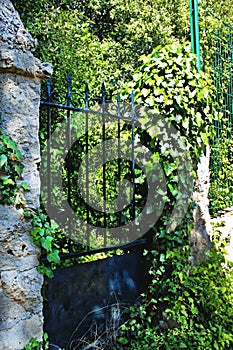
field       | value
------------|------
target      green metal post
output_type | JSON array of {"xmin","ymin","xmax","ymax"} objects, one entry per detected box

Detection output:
[{"xmin": 189, "ymin": 0, "xmax": 201, "ymax": 71}]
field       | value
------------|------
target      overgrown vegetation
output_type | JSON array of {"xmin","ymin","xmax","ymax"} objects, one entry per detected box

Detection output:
[
  {"xmin": 111, "ymin": 42, "xmax": 233, "ymax": 350},
  {"xmin": 0, "ymin": 126, "xmax": 29, "ymax": 206},
  {"xmin": 117, "ymin": 244, "xmax": 233, "ymax": 349},
  {"xmin": 10, "ymin": 0, "xmax": 233, "ymax": 348},
  {"xmin": 13, "ymin": 0, "xmax": 233, "ymax": 214},
  {"xmin": 13, "ymin": 0, "xmax": 191, "ymax": 94},
  {"xmin": 209, "ymin": 128, "xmax": 233, "ymax": 213},
  {"xmin": 13, "ymin": 0, "xmax": 233, "ymax": 95},
  {"xmin": 198, "ymin": 5, "xmax": 233, "ymax": 213}
]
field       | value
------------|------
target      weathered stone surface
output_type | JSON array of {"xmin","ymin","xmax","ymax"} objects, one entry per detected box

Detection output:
[
  {"xmin": 0, "ymin": 311, "xmax": 43, "ymax": 350},
  {"xmin": 0, "ymin": 0, "xmax": 36, "ymax": 52},
  {"xmin": 0, "ymin": 207, "xmax": 43, "ymax": 349},
  {"xmin": 0, "ymin": 234, "xmax": 43, "ymax": 347},
  {"xmin": 0, "ymin": 73, "xmax": 42, "ymax": 207},
  {"xmin": 0, "ymin": 0, "xmax": 52, "ymax": 78},
  {"xmin": 191, "ymin": 145, "xmax": 212, "ymax": 263},
  {"xmin": 0, "ymin": 1, "xmax": 51, "ymax": 349},
  {"xmin": 0, "ymin": 207, "xmax": 40, "ymax": 271}
]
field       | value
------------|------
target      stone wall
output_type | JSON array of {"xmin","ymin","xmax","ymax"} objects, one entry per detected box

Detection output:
[{"xmin": 0, "ymin": 1, "xmax": 51, "ymax": 349}]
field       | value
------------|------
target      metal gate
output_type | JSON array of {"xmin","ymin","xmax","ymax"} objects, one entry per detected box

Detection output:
[
  {"xmin": 39, "ymin": 74, "xmax": 153, "ymax": 259},
  {"xmin": 43, "ymin": 250, "xmax": 146, "ymax": 349},
  {"xmin": 209, "ymin": 23, "xmax": 233, "ymax": 213},
  {"xmin": 190, "ymin": 1, "xmax": 233, "ymax": 213},
  {"xmin": 40, "ymin": 76, "xmax": 151, "ymax": 348}
]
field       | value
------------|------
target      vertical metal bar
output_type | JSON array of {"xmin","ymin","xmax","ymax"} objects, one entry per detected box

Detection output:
[
  {"xmin": 67, "ymin": 73, "xmax": 72, "ymax": 237},
  {"xmin": 117, "ymin": 93, "xmax": 121, "ymax": 232},
  {"xmin": 189, "ymin": 0, "xmax": 201, "ymax": 71},
  {"xmin": 47, "ymin": 78, "xmax": 52, "ymax": 215},
  {"xmin": 217, "ymin": 29, "xmax": 222, "ymax": 138},
  {"xmin": 131, "ymin": 91, "xmax": 136, "ymax": 226},
  {"xmin": 229, "ymin": 30, "xmax": 233, "ymax": 205},
  {"xmin": 85, "ymin": 83, "xmax": 90, "ymax": 247},
  {"xmin": 194, "ymin": 0, "xmax": 201, "ymax": 71},
  {"xmin": 101, "ymin": 83, "xmax": 107, "ymax": 246},
  {"xmin": 189, "ymin": 0, "xmax": 195, "ymax": 53},
  {"xmin": 230, "ymin": 30, "xmax": 233, "ymax": 135}
]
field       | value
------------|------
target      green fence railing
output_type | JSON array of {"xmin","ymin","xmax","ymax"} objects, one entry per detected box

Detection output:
[
  {"xmin": 209, "ymin": 23, "xmax": 233, "ymax": 213},
  {"xmin": 190, "ymin": 1, "xmax": 233, "ymax": 214}
]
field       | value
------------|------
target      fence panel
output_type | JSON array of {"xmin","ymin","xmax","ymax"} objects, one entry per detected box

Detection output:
[
  {"xmin": 208, "ymin": 22, "xmax": 233, "ymax": 213},
  {"xmin": 191, "ymin": 4, "xmax": 233, "ymax": 214},
  {"xmin": 40, "ymin": 76, "xmax": 151, "ymax": 257}
]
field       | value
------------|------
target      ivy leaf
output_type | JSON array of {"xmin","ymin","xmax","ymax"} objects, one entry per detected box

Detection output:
[
  {"xmin": 2, "ymin": 135, "xmax": 17, "ymax": 150},
  {"xmin": 15, "ymin": 163, "xmax": 24, "ymax": 176},
  {"xmin": 1, "ymin": 176, "xmax": 14, "ymax": 185},
  {"xmin": 168, "ymin": 183, "xmax": 179, "ymax": 197},
  {"xmin": 41, "ymin": 236, "xmax": 53, "ymax": 251},
  {"xmin": 21, "ymin": 182, "xmax": 30, "ymax": 191},
  {"xmin": 200, "ymin": 131, "xmax": 209, "ymax": 145},
  {"xmin": 47, "ymin": 250, "xmax": 60, "ymax": 264},
  {"xmin": 159, "ymin": 253, "xmax": 166, "ymax": 262},
  {"xmin": 0, "ymin": 154, "xmax": 7, "ymax": 168},
  {"xmin": 37, "ymin": 265, "xmax": 54, "ymax": 278}
]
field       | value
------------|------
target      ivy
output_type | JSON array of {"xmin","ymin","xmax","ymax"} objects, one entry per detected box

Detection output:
[
  {"xmin": 21, "ymin": 333, "xmax": 49, "ymax": 350},
  {"xmin": 117, "ymin": 244, "xmax": 233, "ymax": 349},
  {"xmin": 0, "ymin": 127, "xmax": 29, "ymax": 206},
  {"xmin": 114, "ymin": 42, "xmax": 230, "ymax": 349},
  {"xmin": 125, "ymin": 42, "xmax": 218, "ymax": 159},
  {"xmin": 120, "ymin": 41, "xmax": 218, "ymax": 236},
  {"xmin": 28, "ymin": 208, "xmax": 61, "ymax": 278}
]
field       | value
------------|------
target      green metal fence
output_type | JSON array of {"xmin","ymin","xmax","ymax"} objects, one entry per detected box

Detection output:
[
  {"xmin": 190, "ymin": 1, "xmax": 233, "ymax": 214},
  {"xmin": 209, "ymin": 23, "xmax": 233, "ymax": 213}
]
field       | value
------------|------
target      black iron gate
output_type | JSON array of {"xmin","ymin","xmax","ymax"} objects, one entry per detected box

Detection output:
[
  {"xmin": 40, "ymin": 76, "xmax": 151, "ymax": 348},
  {"xmin": 39, "ymin": 74, "xmax": 153, "ymax": 256}
]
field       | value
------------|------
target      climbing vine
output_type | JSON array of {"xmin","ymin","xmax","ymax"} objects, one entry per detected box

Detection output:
[
  {"xmin": 114, "ymin": 42, "xmax": 233, "ymax": 349},
  {"xmin": 0, "ymin": 126, "xmax": 29, "ymax": 206}
]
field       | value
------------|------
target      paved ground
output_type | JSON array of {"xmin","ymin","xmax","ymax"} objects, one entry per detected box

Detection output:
[{"xmin": 210, "ymin": 207, "xmax": 233, "ymax": 262}]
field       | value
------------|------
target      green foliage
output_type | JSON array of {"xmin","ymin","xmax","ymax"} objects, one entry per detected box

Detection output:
[
  {"xmin": 117, "ymin": 243, "xmax": 233, "ymax": 349},
  {"xmin": 13, "ymin": 0, "xmax": 191, "ymax": 95},
  {"xmin": 21, "ymin": 333, "xmax": 49, "ymax": 350},
  {"xmin": 0, "ymin": 127, "xmax": 28, "ymax": 205},
  {"xmin": 39, "ymin": 40, "xmax": 217, "ymax": 249},
  {"xmin": 200, "ymin": 0, "xmax": 233, "ymax": 27},
  {"xmin": 28, "ymin": 206, "xmax": 121, "ymax": 275},
  {"xmin": 209, "ymin": 128, "xmax": 233, "ymax": 214},
  {"xmin": 13, "ymin": 0, "xmax": 233, "ymax": 97},
  {"xmin": 40, "ymin": 109, "xmax": 150, "ymax": 247},
  {"xmin": 25, "ymin": 8, "xmax": 116, "ymax": 94},
  {"xmin": 34, "ymin": 42, "xmax": 218, "ymax": 273},
  {"xmin": 114, "ymin": 42, "xmax": 227, "ymax": 349},
  {"xmin": 10, "ymin": 3, "xmax": 233, "ymax": 348},
  {"xmin": 125, "ymin": 42, "xmax": 217, "ymax": 162},
  {"xmin": 197, "ymin": 3, "xmax": 233, "ymax": 212},
  {"xmin": 121, "ymin": 43, "xmax": 217, "ymax": 232},
  {"xmin": 29, "ymin": 208, "xmax": 62, "ymax": 277}
]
